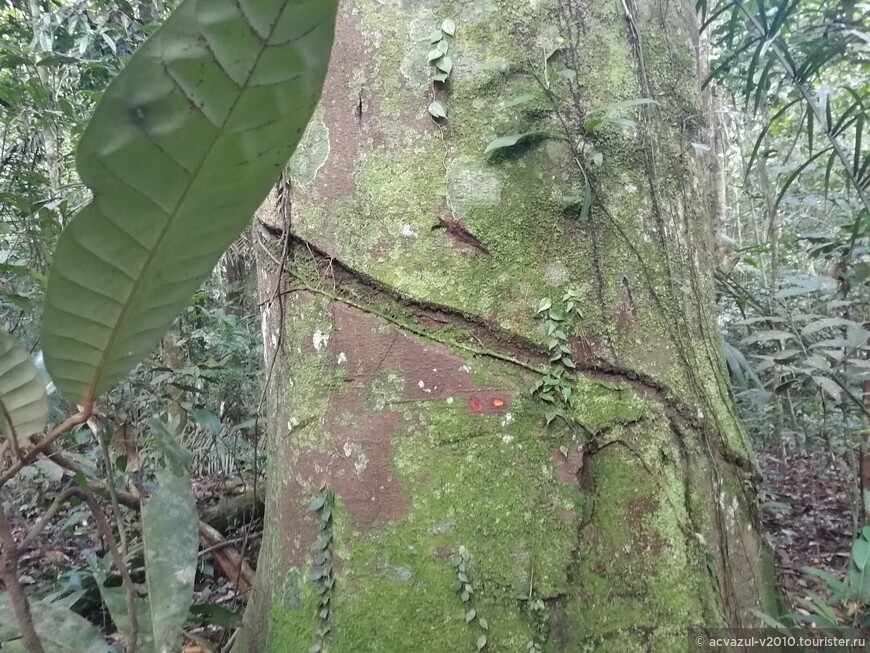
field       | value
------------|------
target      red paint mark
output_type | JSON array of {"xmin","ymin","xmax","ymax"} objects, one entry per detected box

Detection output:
[
  {"xmin": 468, "ymin": 396, "xmax": 484, "ymax": 413},
  {"xmin": 491, "ymin": 398, "xmax": 505, "ymax": 408}
]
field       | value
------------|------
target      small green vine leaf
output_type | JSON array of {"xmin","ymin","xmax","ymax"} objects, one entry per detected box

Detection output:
[
  {"xmin": 556, "ymin": 68, "xmax": 576, "ymax": 81},
  {"xmin": 477, "ymin": 634, "xmax": 488, "ymax": 650},
  {"xmin": 428, "ymin": 48, "xmax": 443, "ymax": 62},
  {"xmin": 442, "ymin": 18, "xmax": 456, "ymax": 36},
  {"xmin": 435, "ymin": 55, "xmax": 453, "ymax": 74},
  {"xmin": 429, "ymin": 29, "xmax": 443, "ymax": 43},
  {"xmin": 466, "ymin": 608, "xmax": 476, "ymax": 622},
  {"xmin": 428, "ymin": 101, "xmax": 448, "ymax": 119},
  {"xmin": 484, "ymin": 132, "xmax": 550, "ymax": 154}
]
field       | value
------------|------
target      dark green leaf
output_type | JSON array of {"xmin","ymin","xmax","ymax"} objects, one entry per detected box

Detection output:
[
  {"xmin": 428, "ymin": 100, "xmax": 448, "ymax": 119},
  {"xmin": 435, "ymin": 56, "xmax": 453, "ymax": 74},
  {"xmin": 42, "ymin": 0, "xmax": 339, "ymax": 404}
]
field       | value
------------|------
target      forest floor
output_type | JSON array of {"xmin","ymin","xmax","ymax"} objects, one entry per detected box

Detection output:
[
  {"xmin": 758, "ymin": 449, "xmax": 855, "ymax": 614},
  {"xmin": 1, "ymin": 448, "xmax": 855, "ymax": 646}
]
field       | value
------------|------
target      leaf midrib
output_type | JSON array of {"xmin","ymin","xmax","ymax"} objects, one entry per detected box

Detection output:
[{"xmin": 81, "ymin": 2, "xmax": 302, "ymax": 405}]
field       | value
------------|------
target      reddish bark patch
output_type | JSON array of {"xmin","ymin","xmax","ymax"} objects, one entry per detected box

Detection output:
[
  {"xmin": 570, "ymin": 333, "xmax": 607, "ymax": 367},
  {"xmin": 616, "ymin": 275, "xmax": 635, "ymax": 332},
  {"xmin": 296, "ymin": 385, "xmax": 405, "ymax": 531},
  {"xmin": 280, "ymin": 301, "xmax": 515, "ymax": 559},
  {"xmin": 551, "ymin": 447, "xmax": 585, "ymax": 486},
  {"xmin": 624, "ymin": 496, "xmax": 666, "ymax": 556},
  {"xmin": 466, "ymin": 391, "xmax": 510, "ymax": 415},
  {"xmin": 308, "ymin": 7, "xmax": 366, "ymax": 202}
]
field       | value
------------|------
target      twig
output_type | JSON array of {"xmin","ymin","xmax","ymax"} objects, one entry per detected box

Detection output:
[
  {"xmin": 0, "ymin": 403, "xmax": 23, "ymax": 461},
  {"xmin": 198, "ymin": 536, "xmax": 247, "ymax": 557},
  {"xmin": 0, "ymin": 439, "xmax": 11, "ymax": 470},
  {"xmin": 0, "ymin": 502, "xmax": 44, "ymax": 653},
  {"xmin": 79, "ymin": 489, "xmax": 138, "ymax": 653},
  {"xmin": 84, "ymin": 407, "xmax": 128, "ymax": 554},
  {"xmin": 0, "ymin": 407, "xmax": 92, "ymax": 488}
]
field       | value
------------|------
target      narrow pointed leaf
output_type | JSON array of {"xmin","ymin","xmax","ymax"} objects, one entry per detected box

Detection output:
[
  {"xmin": 42, "ymin": 0, "xmax": 339, "ymax": 404},
  {"xmin": 773, "ymin": 148, "xmax": 831, "ymax": 215},
  {"xmin": 142, "ymin": 467, "xmax": 199, "ymax": 653},
  {"xmin": 811, "ymin": 375, "xmax": 841, "ymax": 401},
  {"xmin": 0, "ymin": 333, "xmax": 48, "ymax": 444},
  {"xmin": 484, "ymin": 132, "xmax": 561, "ymax": 154}
]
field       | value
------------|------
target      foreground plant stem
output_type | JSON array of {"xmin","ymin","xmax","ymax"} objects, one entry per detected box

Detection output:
[
  {"xmin": 0, "ymin": 502, "xmax": 44, "ymax": 653},
  {"xmin": 80, "ymin": 489, "xmax": 139, "ymax": 653},
  {"xmin": 0, "ymin": 406, "xmax": 93, "ymax": 488}
]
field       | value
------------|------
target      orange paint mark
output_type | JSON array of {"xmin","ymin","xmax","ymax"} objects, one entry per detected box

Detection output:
[{"xmin": 491, "ymin": 398, "xmax": 505, "ymax": 408}]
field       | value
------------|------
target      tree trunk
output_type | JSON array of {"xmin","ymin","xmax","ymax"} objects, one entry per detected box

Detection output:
[{"xmin": 242, "ymin": 0, "xmax": 779, "ymax": 651}]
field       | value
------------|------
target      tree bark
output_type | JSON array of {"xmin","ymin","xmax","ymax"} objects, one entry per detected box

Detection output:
[{"xmin": 243, "ymin": 0, "xmax": 779, "ymax": 651}]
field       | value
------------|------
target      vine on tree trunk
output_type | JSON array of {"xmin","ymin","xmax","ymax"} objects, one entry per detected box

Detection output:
[
  {"xmin": 531, "ymin": 290, "xmax": 583, "ymax": 429},
  {"xmin": 308, "ymin": 487, "xmax": 336, "ymax": 653},
  {"xmin": 451, "ymin": 545, "xmax": 489, "ymax": 651}
]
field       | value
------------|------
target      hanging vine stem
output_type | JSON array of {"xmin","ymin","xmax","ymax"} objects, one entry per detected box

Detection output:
[{"xmin": 528, "ymin": 65, "xmax": 594, "ymax": 221}]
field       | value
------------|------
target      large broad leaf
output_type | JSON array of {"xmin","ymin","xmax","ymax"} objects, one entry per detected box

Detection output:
[
  {"xmin": 0, "ymin": 332, "xmax": 48, "ymax": 444},
  {"xmin": 0, "ymin": 593, "xmax": 110, "ymax": 653},
  {"xmin": 42, "ymin": 0, "xmax": 339, "ymax": 404},
  {"xmin": 142, "ymin": 467, "xmax": 199, "ymax": 653}
]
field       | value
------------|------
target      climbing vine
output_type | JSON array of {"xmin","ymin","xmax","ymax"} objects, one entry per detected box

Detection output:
[
  {"xmin": 452, "ymin": 545, "xmax": 489, "ymax": 651},
  {"xmin": 531, "ymin": 290, "xmax": 582, "ymax": 428},
  {"xmin": 308, "ymin": 487, "xmax": 336, "ymax": 653},
  {"xmin": 482, "ymin": 47, "xmax": 655, "ymax": 220},
  {"xmin": 427, "ymin": 18, "xmax": 456, "ymax": 121},
  {"xmin": 524, "ymin": 596, "xmax": 549, "ymax": 653}
]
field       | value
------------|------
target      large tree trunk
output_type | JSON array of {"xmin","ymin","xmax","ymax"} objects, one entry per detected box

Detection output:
[{"xmin": 242, "ymin": 0, "xmax": 779, "ymax": 650}]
